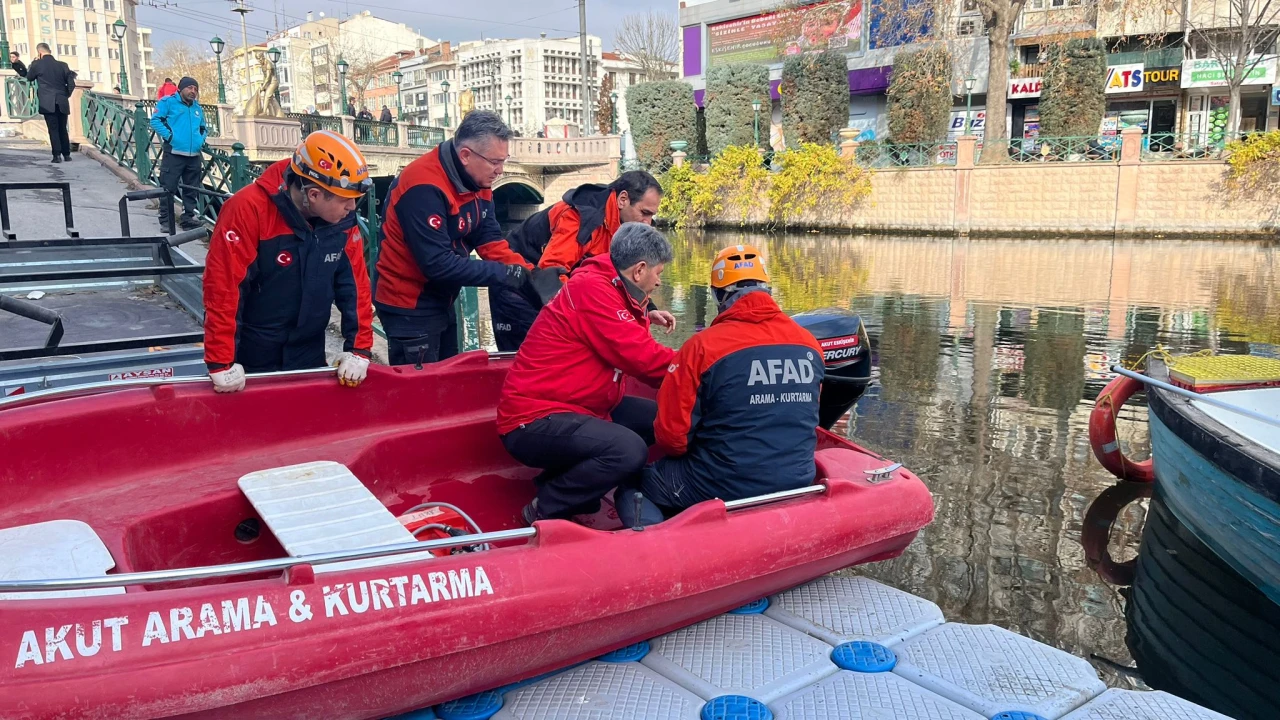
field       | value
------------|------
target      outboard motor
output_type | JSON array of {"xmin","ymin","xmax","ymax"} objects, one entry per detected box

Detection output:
[{"xmin": 792, "ymin": 308, "xmax": 873, "ymax": 430}]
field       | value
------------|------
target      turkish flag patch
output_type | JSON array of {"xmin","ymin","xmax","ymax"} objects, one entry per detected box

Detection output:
[
  {"xmin": 276, "ymin": 251, "xmax": 294, "ymax": 267},
  {"xmin": 317, "ymin": 158, "xmax": 333, "ymax": 171},
  {"xmin": 428, "ymin": 214, "xmax": 443, "ymax": 230}
]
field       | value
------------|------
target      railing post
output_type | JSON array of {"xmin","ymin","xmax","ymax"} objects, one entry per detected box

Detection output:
[
  {"xmin": 229, "ymin": 142, "xmax": 249, "ymax": 192},
  {"xmin": 839, "ymin": 128, "xmax": 859, "ymax": 159},
  {"xmin": 132, "ymin": 102, "xmax": 152, "ymax": 180},
  {"xmin": 395, "ymin": 121, "xmax": 409, "ymax": 149}
]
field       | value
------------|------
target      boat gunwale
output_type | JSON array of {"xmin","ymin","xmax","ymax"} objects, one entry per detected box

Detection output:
[{"xmin": 1147, "ymin": 359, "xmax": 1280, "ymax": 503}]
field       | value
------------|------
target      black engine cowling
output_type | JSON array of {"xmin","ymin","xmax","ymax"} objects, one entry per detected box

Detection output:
[{"xmin": 793, "ymin": 309, "xmax": 873, "ymax": 430}]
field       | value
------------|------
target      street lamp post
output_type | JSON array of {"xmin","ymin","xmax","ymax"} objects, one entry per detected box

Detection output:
[
  {"xmin": 336, "ymin": 57, "xmax": 349, "ymax": 116},
  {"xmin": 964, "ymin": 76, "xmax": 977, "ymax": 134},
  {"xmin": 610, "ymin": 91, "xmax": 618, "ymax": 134},
  {"xmin": 504, "ymin": 94, "xmax": 512, "ymax": 126},
  {"xmin": 391, "ymin": 70, "xmax": 404, "ymax": 119},
  {"xmin": 0, "ymin": 0, "xmax": 11, "ymax": 70},
  {"xmin": 441, "ymin": 79, "xmax": 450, "ymax": 127},
  {"xmin": 266, "ymin": 45, "xmax": 282, "ymax": 108},
  {"xmin": 210, "ymin": 36, "xmax": 227, "ymax": 104},
  {"xmin": 111, "ymin": 18, "xmax": 128, "ymax": 96},
  {"xmin": 751, "ymin": 98, "xmax": 762, "ymax": 148}
]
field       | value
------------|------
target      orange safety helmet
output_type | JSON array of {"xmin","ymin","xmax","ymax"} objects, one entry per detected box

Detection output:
[
  {"xmin": 290, "ymin": 130, "xmax": 372, "ymax": 199},
  {"xmin": 710, "ymin": 244, "xmax": 770, "ymax": 289}
]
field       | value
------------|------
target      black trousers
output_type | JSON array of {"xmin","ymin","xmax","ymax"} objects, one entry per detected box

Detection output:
[
  {"xmin": 380, "ymin": 310, "xmax": 458, "ymax": 366},
  {"xmin": 488, "ymin": 284, "xmax": 540, "ymax": 352},
  {"xmin": 502, "ymin": 397, "xmax": 657, "ymax": 518},
  {"xmin": 42, "ymin": 111, "xmax": 70, "ymax": 159},
  {"xmin": 158, "ymin": 152, "xmax": 203, "ymax": 229}
]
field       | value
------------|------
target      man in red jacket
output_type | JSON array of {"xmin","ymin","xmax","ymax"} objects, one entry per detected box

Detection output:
[
  {"xmin": 374, "ymin": 110, "xmax": 537, "ymax": 366},
  {"xmin": 203, "ymin": 130, "xmax": 374, "ymax": 392},
  {"xmin": 497, "ymin": 223, "xmax": 677, "ymax": 524},
  {"xmin": 617, "ymin": 244, "xmax": 825, "ymax": 527},
  {"xmin": 493, "ymin": 171, "xmax": 670, "ymax": 351}
]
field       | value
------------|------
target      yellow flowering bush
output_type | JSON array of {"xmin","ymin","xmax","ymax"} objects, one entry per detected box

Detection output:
[
  {"xmin": 767, "ymin": 143, "xmax": 873, "ymax": 226},
  {"xmin": 1225, "ymin": 131, "xmax": 1280, "ymax": 196}
]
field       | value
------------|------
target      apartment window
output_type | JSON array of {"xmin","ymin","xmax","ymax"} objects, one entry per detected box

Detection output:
[
  {"xmin": 87, "ymin": 22, "xmax": 98, "ymax": 34},
  {"xmin": 84, "ymin": 0, "xmax": 93, "ymax": 8},
  {"xmin": 89, "ymin": 47, "xmax": 99, "ymax": 58},
  {"xmin": 10, "ymin": 17, "xmax": 24, "ymax": 30},
  {"xmin": 103, "ymin": 0, "xmax": 116, "ymax": 11},
  {"xmin": 52, "ymin": 0, "xmax": 72, "ymax": 6}
]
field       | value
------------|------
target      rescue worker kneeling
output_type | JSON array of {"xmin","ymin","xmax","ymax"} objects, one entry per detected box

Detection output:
[
  {"xmin": 203, "ymin": 130, "xmax": 374, "ymax": 392},
  {"xmin": 617, "ymin": 245, "xmax": 825, "ymax": 527},
  {"xmin": 496, "ymin": 223, "xmax": 677, "ymax": 524}
]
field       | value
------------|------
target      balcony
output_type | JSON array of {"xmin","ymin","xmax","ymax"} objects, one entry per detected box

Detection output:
[
  {"xmin": 1107, "ymin": 47, "xmax": 1183, "ymax": 67},
  {"xmin": 1012, "ymin": 62, "xmax": 1046, "ymax": 79}
]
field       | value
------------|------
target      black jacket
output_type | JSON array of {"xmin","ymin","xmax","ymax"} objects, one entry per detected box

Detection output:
[
  {"xmin": 12, "ymin": 59, "xmax": 28, "ymax": 78},
  {"xmin": 25, "ymin": 55, "xmax": 74, "ymax": 115}
]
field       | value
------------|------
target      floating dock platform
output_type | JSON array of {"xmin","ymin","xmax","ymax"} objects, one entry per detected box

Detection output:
[{"xmin": 394, "ymin": 575, "xmax": 1230, "ymax": 720}]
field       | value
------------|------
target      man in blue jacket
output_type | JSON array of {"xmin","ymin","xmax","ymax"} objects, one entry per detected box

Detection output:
[{"xmin": 149, "ymin": 77, "xmax": 207, "ymax": 232}]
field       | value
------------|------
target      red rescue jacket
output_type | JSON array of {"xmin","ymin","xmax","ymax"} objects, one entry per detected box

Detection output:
[{"xmin": 496, "ymin": 255, "xmax": 675, "ymax": 434}]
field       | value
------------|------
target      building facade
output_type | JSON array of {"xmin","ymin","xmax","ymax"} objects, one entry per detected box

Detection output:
[
  {"xmin": 135, "ymin": 25, "xmax": 153, "ymax": 97},
  {"xmin": 4, "ymin": 0, "xmax": 147, "ymax": 95},
  {"xmin": 397, "ymin": 41, "xmax": 461, "ymax": 128},
  {"xmin": 457, "ymin": 34, "xmax": 603, "ymax": 137}
]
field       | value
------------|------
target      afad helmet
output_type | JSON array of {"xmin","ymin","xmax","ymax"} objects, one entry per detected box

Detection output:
[
  {"xmin": 710, "ymin": 244, "xmax": 770, "ymax": 289},
  {"xmin": 290, "ymin": 130, "xmax": 372, "ymax": 199}
]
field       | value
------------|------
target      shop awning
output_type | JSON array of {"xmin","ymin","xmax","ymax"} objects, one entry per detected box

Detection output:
[{"xmin": 1012, "ymin": 22, "xmax": 1095, "ymax": 46}]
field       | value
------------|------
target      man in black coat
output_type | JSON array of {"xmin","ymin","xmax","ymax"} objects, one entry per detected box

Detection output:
[
  {"xmin": 25, "ymin": 44, "xmax": 74, "ymax": 163},
  {"xmin": 9, "ymin": 51, "xmax": 28, "ymax": 78}
]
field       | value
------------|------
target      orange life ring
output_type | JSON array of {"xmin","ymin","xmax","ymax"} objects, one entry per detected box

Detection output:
[
  {"xmin": 1083, "ymin": 480, "xmax": 1153, "ymax": 585},
  {"xmin": 1089, "ymin": 374, "xmax": 1155, "ymax": 482}
]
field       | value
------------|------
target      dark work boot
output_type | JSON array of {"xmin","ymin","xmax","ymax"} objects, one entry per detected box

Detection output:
[
  {"xmin": 51, "ymin": 156, "xmax": 61, "ymax": 163},
  {"xmin": 62, "ymin": 154, "xmax": 72, "ymax": 162},
  {"xmin": 521, "ymin": 499, "xmax": 543, "ymax": 526}
]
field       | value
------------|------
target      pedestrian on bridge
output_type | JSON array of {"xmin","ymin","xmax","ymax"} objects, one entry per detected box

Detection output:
[
  {"xmin": 150, "ymin": 77, "xmax": 208, "ymax": 232},
  {"xmin": 24, "ymin": 44, "xmax": 74, "ymax": 164}
]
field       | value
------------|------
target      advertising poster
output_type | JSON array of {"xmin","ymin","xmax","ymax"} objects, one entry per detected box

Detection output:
[{"xmin": 707, "ymin": 0, "xmax": 865, "ymax": 67}]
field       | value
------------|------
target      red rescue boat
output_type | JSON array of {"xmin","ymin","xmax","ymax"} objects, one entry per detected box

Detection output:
[{"xmin": 0, "ymin": 353, "xmax": 933, "ymax": 719}]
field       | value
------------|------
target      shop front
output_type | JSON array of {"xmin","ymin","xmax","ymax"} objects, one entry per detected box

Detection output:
[
  {"xmin": 1181, "ymin": 56, "xmax": 1278, "ymax": 140},
  {"xmin": 1007, "ymin": 77, "xmax": 1043, "ymax": 151},
  {"xmin": 1102, "ymin": 63, "xmax": 1183, "ymax": 150}
]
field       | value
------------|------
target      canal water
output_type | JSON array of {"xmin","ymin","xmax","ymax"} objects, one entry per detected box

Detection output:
[{"xmin": 644, "ymin": 229, "xmax": 1280, "ymax": 690}]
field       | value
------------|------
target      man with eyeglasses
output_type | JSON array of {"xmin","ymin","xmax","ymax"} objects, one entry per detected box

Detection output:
[
  {"xmin": 202, "ymin": 130, "xmax": 375, "ymax": 392},
  {"xmin": 374, "ymin": 110, "xmax": 537, "ymax": 365}
]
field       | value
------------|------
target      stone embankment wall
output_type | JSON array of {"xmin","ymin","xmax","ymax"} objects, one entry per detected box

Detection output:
[{"xmin": 691, "ymin": 129, "xmax": 1274, "ymax": 238}]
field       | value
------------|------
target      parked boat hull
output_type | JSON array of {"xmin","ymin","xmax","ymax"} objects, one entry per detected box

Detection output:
[
  {"xmin": 1126, "ymin": 371, "xmax": 1280, "ymax": 719},
  {"xmin": 0, "ymin": 353, "xmax": 933, "ymax": 719}
]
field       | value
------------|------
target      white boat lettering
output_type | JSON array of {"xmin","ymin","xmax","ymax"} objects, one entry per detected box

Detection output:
[{"xmin": 13, "ymin": 568, "xmax": 494, "ymax": 669}]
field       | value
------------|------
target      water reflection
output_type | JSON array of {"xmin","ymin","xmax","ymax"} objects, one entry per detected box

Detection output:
[{"xmin": 652, "ymin": 230, "xmax": 1280, "ymax": 689}]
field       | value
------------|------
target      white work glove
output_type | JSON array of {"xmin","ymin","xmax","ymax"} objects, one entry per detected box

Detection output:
[
  {"xmin": 336, "ymin": 352, "xmax": 370, "ymax": 388},
  {"xmin": 210, "ymin": 364, "xmax": 246, "ymax": 393}
]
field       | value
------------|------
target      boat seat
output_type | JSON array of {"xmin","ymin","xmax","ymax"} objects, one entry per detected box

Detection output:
[
  {"xmin": 238, "ymin": 461, "xmax": 425, "ymax": 574},
  {"xmin": 0, "ymin": 519, "xmax": 127, "ymax": 600}
]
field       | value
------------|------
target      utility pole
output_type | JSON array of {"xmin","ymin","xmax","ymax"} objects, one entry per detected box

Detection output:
[
  {"xmin": 232, "ymin": 0, "xmax": 253, "ymax": 108},
  {"xmin": 579, "ymin": 0, "xmax": 590, "ymax": 133}
]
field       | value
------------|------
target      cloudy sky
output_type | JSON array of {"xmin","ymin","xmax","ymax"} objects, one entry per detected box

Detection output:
[{"xmin": 139, "ymin": 0, "xmax": 655, "ymax": 55}]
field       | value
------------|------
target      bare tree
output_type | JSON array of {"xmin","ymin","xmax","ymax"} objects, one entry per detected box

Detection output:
[
  {"xmin": 153, "ymin": 41, "xmax": 219, "ymax": 97},
  {"xmin": 1119, "ymin": 0, "xmax": 1280, "ymax": 134},
  {"xmin": 596, "ymin": 74, "xmax": 616, "ymax": 134},
  {"xmin": 614, "ymin": 11, "xmax": 680, "ymax": 81},
  {"xmin": 330, "ymin": 32, "xmax": 388, "ymax": 113}
]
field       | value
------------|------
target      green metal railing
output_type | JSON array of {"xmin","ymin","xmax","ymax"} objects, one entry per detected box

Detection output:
[
  {"xmin": 137, "ymin": 98, "xmax": 223, "ymax": 138},
  {"xmin": 287, "ymin": 112, "xmax": 343, "ymax": 137},
  {"xmin": 407, "ymin": 125, "xmax": 445, "ymax": 149},
  {"xmin": 4, "ymin": 77, "xmax": 38, "ymax": 120},
  {"xmin": 353, "ymin": 118, "xmax": 397, "ymax": 146},
  {"xmin": 855, "ymin": 141, "xmax": 958, "ymax": 167},
  {"xmin": 1140, "ymin": 131, "xmax": 1249, "ymax": 161},
  {"xmin": 1006, "ymin": 136, "xmax": 1119, "ymax": 163}
]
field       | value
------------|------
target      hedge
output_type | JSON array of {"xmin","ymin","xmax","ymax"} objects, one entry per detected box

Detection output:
[
  {"xmin": 703, "ymin": 63, "xmax": 771, "ymax": 155},
  {"xmin": 627, "ymin": 80, "xmax": 698, "ymax": 171},
  {"xmin": 780, "ymin": 51, "xmax": 850, "ymax": 147},
  {"xmin": 886, "ymin": 45, "xmax": 952, "ymax": 143},
  {"xmin": 1039, "ymin": 39, "xmax": 1107, "ymax": 137}
]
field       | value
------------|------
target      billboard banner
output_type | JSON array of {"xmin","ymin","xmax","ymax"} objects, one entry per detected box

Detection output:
[{"xmin": 707, "ymin": 0, "xmax": 865, "ymax": 68}]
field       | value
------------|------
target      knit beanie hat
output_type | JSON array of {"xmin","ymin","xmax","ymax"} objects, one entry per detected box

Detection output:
[{"xmin": 178, "ymin": 77, "xmax": 199, "ymax": 92}]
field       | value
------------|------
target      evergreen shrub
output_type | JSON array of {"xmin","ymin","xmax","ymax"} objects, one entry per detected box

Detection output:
[
  {"xmin": 704, "ymin": 64, "xmax": 771, "ymax": 155},
  {"xmin": 780, "ymin": 51, "xmax": 850, "ymax": 147},
  {"xmin": 1039, "ymin": 38, "xmax": 1108, "ymax": 137},
  {"xmin": 627, "ymin": 81, "xmax": 698, "ymax": 171},
  {"xmin": 886, "ymin": 45, "xmax": 952, "ymax": 143}
]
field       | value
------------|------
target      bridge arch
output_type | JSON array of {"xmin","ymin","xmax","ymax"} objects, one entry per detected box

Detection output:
[{"xmin": 492, "ymin": 176, "xmax": 545, "ymax": 226}]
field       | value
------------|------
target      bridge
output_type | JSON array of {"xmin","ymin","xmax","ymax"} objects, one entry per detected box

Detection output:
[{"xmin": 1, "ymin": 74, "xmax": 621, "ymax": 222}]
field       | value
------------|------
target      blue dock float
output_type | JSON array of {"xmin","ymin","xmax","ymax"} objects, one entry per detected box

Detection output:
[{"xmin": 399, "ymin": 575, "xmax": 1230, "ymax": 720}]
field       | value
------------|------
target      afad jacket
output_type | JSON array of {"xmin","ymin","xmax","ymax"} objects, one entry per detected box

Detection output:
[
  {"xmin": 374, "ymin": 141, "xmax": 530, "ymax": 317},
  {"xmin": 149, "ymin": 93, "xmax": 207, "ymax": 155},
  {"xmin": 496, "ymin": 254, "xmax": 675, "ymax": 435},
  {"xmin": 654, "ymin": 290, "xmax": 825, "ymax": 503},
  {"xmin": 505, "ymin": 183, "xmax": 619, "ymax": 272},
  {"xmin": 203, "ymin": 159, "xmax": 373, "ymax": 371}
]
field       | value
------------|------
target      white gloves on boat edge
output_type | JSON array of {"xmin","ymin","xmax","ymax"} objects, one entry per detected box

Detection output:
[
  {"xmin": 210, "ymin": 364, "xmax": 246, "ymax": 393},
  {"xmin": 336, "ymin": 352, "xmax": 370, "ymax": 388}
]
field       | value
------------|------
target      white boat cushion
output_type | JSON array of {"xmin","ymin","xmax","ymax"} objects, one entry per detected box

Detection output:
[
  {"xmin": 0, "ymin": 519, "xmax": 126, "ymax": 600},
  {"xmin": 238, "ymin": 461, "xmax": 424, "ymax": 574}
]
